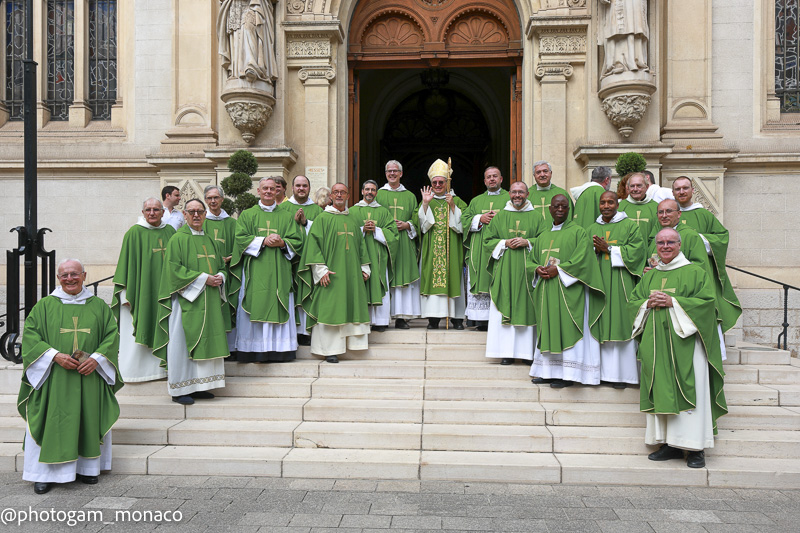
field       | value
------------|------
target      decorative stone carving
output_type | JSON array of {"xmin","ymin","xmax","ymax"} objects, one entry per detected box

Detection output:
[
  {"xmin": 287, "ymin": 0, "xmax": 314, "ymax": 14},
  {"xmin": 416, "ymin": 0, "xmax": 453, "ymax": 8},
  {"xmin": 541, "ymin": 0, "xmax": 586, "ymax": 8},
  {"xmin": 535, "ymin": 62, "xmax": 574, "ymax": 80},
  {"xmin": 298, "ymin": 66, "xmax": 336, "ymax": 83},
  {"xmin": 540, "ymin": 34, "xmax": 586, "ymax": 55},
  {"xmin": 568, "ymin": 0, "xmax": 587, "ymax": 7},
  {"xmin": 599, "ymin": 93, "xmax": 651, "ymax": 138},
  {"xmin": 363, "ymin": 16, "xmax": 424, "ymax": 49},
  {"xmin": 597, "ymin": 0, "xmax": 649, "ymax": 80},
  {"xmin": 689, "ymin": 178, "xmax": 719, "ymax": 216},
  {"xmin": 221, "ymin": 91, "xmax": 276, "ymax": 144},
  {"xmin": 287, "ymin": 39, "xmax": 331, "ymax": 59},
  {"xmin": 446, "ymin": 14, "xmax": 508, "ymax": 46}
]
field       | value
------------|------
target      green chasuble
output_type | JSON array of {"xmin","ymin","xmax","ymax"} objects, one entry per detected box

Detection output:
[
  {"xmin": 571, "ymin": 183, "xmax": 607, "ymax": 229},
  {"xmin": 203, "ymin": 214, "xmax": 237, "ymax": 330},
  {"xmin": 281, "ymin": 199, "xmax": 323, "ymax": 226},
  {"xmin": 588, "ymin": 215, "xmax": 645, "ymax": 342},
  {"xmin": 529, "ymin": 184, "xmax": 574, "ymax": 227},
  {"xmin": 679, "ymin": 206, "xmax": 742, "ymax": 332},
  {"xmin": 461, "ymin": 189, "xmax": 510, "ymax": 295},
  {"xmin": 280, "ymin": 199, "xmax": 323, "ymax": 324},
  {"xmin": 629, "ymin": 258, "xmax": 728, "ymax": 433},
  {"xmin": 376, "ymin": 186, "xmax": 420, "ymax": 287},
  {"xmin": 298, "ymin": 209, "xmax": 371, "ymax": 328},
  {"xmin": 527, "ymin": 220, "xmax": 605, "ymax": 352},
  {"xmin": 618, "ymin": 198, "xmax": 658, "ymax": 244},
  {"xmin": 351, "ymin": 202, "xmax": 400, "ymax": 305},
  {"xmin": 18, "ymin": 294, "xmax": 123, "ymax": 464},
  {"xmin": 154, "ymin": 226, "xmax": 231, "ymax": 365},
  {"xmin": 419, "ymin": 195, "xmax": 468, "ymax": 298},
  {"xmin": 229, "ymin": 204, "xmax": 304, "ymax": 324},
  {"xmin": 484, "ymin": 203, "xmax": 545, "ymax": 326},
  {"xmin": 111, "ymin": 222, "xmax": 176, "ymax": 348}
]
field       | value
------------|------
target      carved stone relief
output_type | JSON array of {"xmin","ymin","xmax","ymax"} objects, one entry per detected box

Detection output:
[
  {"xmin": 362, "ymin": 16, "xmax": 424, "ymax": 49},
  {"xmin": 298, "ymin": 66, "xmax": 336, "ymax": 83},
  {"xmin": 287, "ymin": 39, "xmax": 331, "ymax": 59},
  {"xmin": 535, "ymin": 62, "xmax": 574, "ymax": 80},
  {"xmin": 446, "ymin": 14, "xmax": 508, "ymax": 47},
  {"xmin": 599, "ymin": 94, "xmax": 652, "ymax": 138},
  {"xmin": 540, "ymin": 34, "xmax": 586, "ymax": 55}
]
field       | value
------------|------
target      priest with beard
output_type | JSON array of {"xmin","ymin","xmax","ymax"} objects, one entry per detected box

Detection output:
[
  {"xmin": 588, "ymin": 191, "xmax": 645, "ymax": 388},
  {"xmin": 528, "ymin": 195, "xmax": 605, "ymax": 388},
  {"xmin": 461, "ymin": 166, "xmax": 510, "ymax": 331},
  {"xmin": 483, "ymin": 182, "xmax": 545, "ymax": 364},
  {"xmin": 528, "ymin": 161, "xmax": 573, "ymax": 226},
  {"xmin": 229, "ymin": 178, "xmax": 304, "ymax": 363},
  {"xmin": 619, "ymin": 172, "xmax": 658, "ymax": 242},
  {"xmin": 419, "ymin": 159, "xmax": 468, "ymax": 330},
  {"xmin": 630, "ymin": 228, "xmax": 727, "ymax": 468},
  {"xmin": 375, "ymin": 160, "xmax": 421, "ymax": 329},
  {"xmin": 18, "ymin": 259, "xmax": 122, "ymax": 494},
  {"xmin": 299, "ymin": 183, "xmax": 372, "ymax": 363},
  {"xmin": 111, "ymin": 198, "xmax": 175, "ymax": 382},
  {"xmin": 154, "ymin": 199, "xmax": 229, "ymax": 405},
  {"xmin": 351, "ymin": 180, "xmax": 399, "ymax": 332}
]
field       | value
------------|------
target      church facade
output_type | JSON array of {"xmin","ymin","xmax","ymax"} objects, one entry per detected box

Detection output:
[{"xmin": 0, "ymin": 0, "xmax": 797, "ymax": 350}]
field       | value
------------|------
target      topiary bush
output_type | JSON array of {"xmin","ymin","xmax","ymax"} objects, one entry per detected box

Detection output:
[
  {"xmin": 220, "ymin": 150, "xmax": 259, "ymax": 214},
  {"xmin": 614, "ymin": 152, "xmax": 648, "ymax": 178}
]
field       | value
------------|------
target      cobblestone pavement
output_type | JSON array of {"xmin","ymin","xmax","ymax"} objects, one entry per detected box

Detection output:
[{"xmin": 1, "ymin": 473, "xmax": 798, "ymax": 532}]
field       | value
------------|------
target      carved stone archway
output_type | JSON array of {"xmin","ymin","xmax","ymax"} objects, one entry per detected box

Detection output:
[{"xmin": 347, "ymin": 0, "xmax": 524, "ymax": 202}]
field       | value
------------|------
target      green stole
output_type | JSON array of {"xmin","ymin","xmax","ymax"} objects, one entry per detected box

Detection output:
[
  {"xmin": 154, "ymin": 226, "xmax": 231, "ymax": 365},
  {"xmin": 203, "ymin": 214, "xmax": 237, "ymax": 330},
  {"xmin": 572, "ymin": 184, "xmax": 606, "ymax": 229},
  {"xmin": 529, "ymin": 184, "xmax": 573, "ymax": 227},
  {"xmin": 461, "ymin": 189, "xmax": 510, "ymax": 295},
  {"xmin": 679, "ymin": 207, "xmax": 742, "ymax": 332},
  {"xmin": 229, "ymin": 204, "xmax": 304, "ymax": 324},
  {"xmin": 587, "ymin": 215, "xmax": 645, "ymax": 342},
  {"xmin": 419, "ymin": 195, "xmax": 468, "ymax": 298},
  {"xmin": 350, "ymin": 203, "xmax": 400, "ymax": 305},
  {"xmin": 298, "ymin": 209, "xmax": 371, "ymax": 328},
  {"xmin": 18, "ymin": 295, "xmax": 122, "ymax": 463},
  {"xmin": 527, "ymin": 220, "xmax": 605, "ymax": 352},
  {"xmin": 484, "ymin": 204, "xmax": 545, "ymax": 326},
  {"xmin": 375, "ymin": 187, "xmax": 420, "ymax": 287},
  {"xmin": 618, "ymin": 198, "xmax": 658, "ymax": 244},
  {"xmin": 111, "ymin": 223, "xmax": 176, "ymax": 348},
  {"xmin": 629, "ymin": 258, "xmax": 728, "ymax": 433}
]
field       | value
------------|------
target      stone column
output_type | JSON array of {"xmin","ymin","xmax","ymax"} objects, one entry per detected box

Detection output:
[
  {"xmin": 299, "ymin": 66, "xmax": 335, "ymax": 185},
  {"xmin": 535, "ymin": 63, "xmax": 573, "ymax": 180}
]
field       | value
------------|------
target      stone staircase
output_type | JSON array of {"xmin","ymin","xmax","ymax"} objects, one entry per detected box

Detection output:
[{"xmin": 1, "ymin": 323, "xmax": 799, "ymax": 488}]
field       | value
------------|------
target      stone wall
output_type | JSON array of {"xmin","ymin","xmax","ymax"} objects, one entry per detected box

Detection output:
[{"xmin": 737, "ymin": 288, "xmax": 800, "ymax": 356}]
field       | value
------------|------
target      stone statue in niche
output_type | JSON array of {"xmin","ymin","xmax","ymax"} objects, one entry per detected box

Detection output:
[
  {"xmin": 597, "ymin": 0, "xmax": 649, "ymax": 79},
  {"xmin": 218, "ymin": 0, "xmax": 278, "ymax": 91}
]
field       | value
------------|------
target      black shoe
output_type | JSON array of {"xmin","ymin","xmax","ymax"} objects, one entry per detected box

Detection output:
[
  {"xmin": 326, "ymin": 355, "xmax": 339, "ymax": 364},
  {"xmin": 476, "ymin": 321, "xmax": 488, "ymax": 332},
  {"xmin": 297, "ymin": 334, "xmax": 311, "ymax": 346},
  {"xmin": 34, "ymin": 482, "xmax": 52, "ymax": 494},
  {"xmin": 648, "ymin": 444, "xmax": 684, "ymax": 462},
  {"xmin": 612, "ymin": 382, "xmax": 627, "ymax": 389},
  {"xmin": 172, "ymin": 395, "xmax": 194, "ymax": 405},
  {"xmin": 395, "ymin": 319, "xmax": 410, "ymax": 329},
  {"xmin": 371, "ymin": 325, "xmax": 387, "ymax": 332},
  {"xmin": 686, "ymin": 450, "xmax": 706, "ymax": 468},
  {"xmin": 190, "ymin": 391, "xmax": 215, "ymax": 400},
  {"xmin": 531, "ymin": 377, "xmax": 554, "ymax": 384},
  {"xmin": 450, "ymin": 319, "xmax": 464, "ymax": 330},
  {"xmin": 76, "ymin": 474, "xmax": 98, "ymax": 485},
  {"xmin": 500, "ymin": 358, "xmax": 514, "ymax": 365},
  {"xmin": 550, "ymin": 380, "xmax": 574, "ymax": 389},
  {"xmin": 427, "ymin": 318, "xmax": 440, "ymax": 330}
]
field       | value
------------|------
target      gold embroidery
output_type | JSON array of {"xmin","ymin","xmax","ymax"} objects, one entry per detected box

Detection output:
[
  {"xmin": 60, "ymin": 316, "xmax": 91, "ymax": 353},
  {"xmin": 431, "ymin": 202, "xmax": 449, "ymax": 288},
  {"xmin": 197, "ymin": 245, "xmax": 216, "ymax": 273},
  {"xmin": 152, "ymin": 239, "xmax": 166, "ymax": 258}
]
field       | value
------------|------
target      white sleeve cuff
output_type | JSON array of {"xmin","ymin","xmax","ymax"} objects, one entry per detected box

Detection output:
[
  {"xmin": 180, "ymin": 274, "xmax": 208, "ymax": 302},
  {"xmin": 631, "ymin": 302, "xmax": 651, "ymax": 337},
  {"xmin": 492, "ymin": 240, "xmax": 507, "ymax": 259},
  {"xmin": 668, "ymin": 300, "xmax": 699, "ymax": 338},
  {"xmin": 90, "ymin": 353, "xmax": 116, "ymax": 386},
  {"xmin": 470, "ymin": 215, "xmax": 482, "ymax": 232},
  {"xmin": 26, "ymin": 349, "xmax": 58, "ymax": 390},
  {"xmin": 557, "ymin": 267, "xmax": 579, "ymax": 287},
  {"xmin": 609, "ymin": 246, "xmax": 625, "ymax": 268},
  {"xmin": 120, "ymin": 289, "xmax": 129, "ymax": 306},
  {"xmin": 699, "ymin": 234, "xmax": 711, "ymax": 254},
  {"xmin": 372, "ymin": 227, "xmax": 387, "ymax": 245},
  {"xmin": 362, "ymin": 265, "xmax": 371, "ymax": 277},
  {"xmin": 450, "ymin": 207, "xmax": 463, "ymax": 233},
  {"xmin": 406, "ymin": 223, "xmax": 417, "ymax": 239},
  {"xmin": 419, "ymin": 205, "xmax": 435, "ymax": 233},
  {"xmin": 312, "ymin": 264, "xmax": 329, "ymax": 284},
  {"xmin": 245, "ymin": 237, "xmax": 264, "ymax": 257}
]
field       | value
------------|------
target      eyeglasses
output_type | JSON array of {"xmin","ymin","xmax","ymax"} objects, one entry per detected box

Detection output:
[
  {"xmin": 143, "ymin": 208, "xmax": 163, "ymax": 213},
  {"xmin": 331, "ymin": 190, "xmax": 347, "ymax": 196},
  {"xmin": 386, "ymin": 170, "xmax": 401, "ymax": 174},
  {"xmin": 58, "ymin": 272, "xmax": 83, "ymax": 279},
  {"xmin": 656, "ymin": 209, "xmax": 678, "ymax": 215},
  {"xmin": 185, "ymin": 210, "xmax": 205, "ymax": 215},
  {"xmin": 655, "ymin": 240, "xmax": 679, "ymax": 246}
]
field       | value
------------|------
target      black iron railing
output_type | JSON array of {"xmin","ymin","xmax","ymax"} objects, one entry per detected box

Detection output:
[{"xmin": 727, "ymin": 264, "xmax": 800, "ymax": 351}]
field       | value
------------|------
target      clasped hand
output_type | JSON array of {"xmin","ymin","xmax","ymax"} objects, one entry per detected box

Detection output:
[
  {"xmin": 535, "ymin": 265, "xmax": 559, "ymax": 279},
  {"xmin": 647, "ymin": 291, "xmax": 673, "ymax": 308},
  {"xmin": 505, "ymin": 237, "xmax": 529, "ymax": 250},
  {"xmin": 592, "ymin": 235, "xmax": 609, "ymax": 254},
  {"xmin": 205, "ymin": 274, "xmax": 224, "ymax": 287},
  {"xmin": 54, "ymin": 353, "xmax": 98, "ymax": 375},
  {"xmin": 263, "ymin": 234, "xmax": 285, "ymax": 248}
]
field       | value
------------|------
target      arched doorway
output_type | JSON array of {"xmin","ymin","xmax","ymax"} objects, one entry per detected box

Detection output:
[{"xmin": 347, "ymin": 0, "xmax": 523, "ymax": 203}]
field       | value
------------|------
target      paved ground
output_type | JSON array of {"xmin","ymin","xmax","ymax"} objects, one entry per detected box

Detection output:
[{"xmin": 1, "ymin": 473, "xmax": 798, "ymax": 533}]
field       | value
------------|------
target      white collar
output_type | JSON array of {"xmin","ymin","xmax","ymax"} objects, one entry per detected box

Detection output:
[
  {"xmin": 136, "ymin": 216, "xmax": 167, "ymax": 229},
  {"xmin": 570, "ymin": 181, "xmax": 604, "ymax": 201},
  {"xmin": 432, "ymin": 191, "xmax": 457, "ymax": 200},
  {"xmin": 551, "ymin": 222, "xmax": 565, "ymax": 232},
  {"xmin": 487, "ymin": 189, "xmax": 503, "ymax": 196},
  {"xmin": 380, "ymin": 183, "xmax": 407, "ymax": 192},
  {"xmin": 325, "ymin": 205, "xmax": 349, "ymax": 215},
  {"xmin": 259, "ymin": 201, "xmax": 278, "ymax": 212},
  {"xmin": 504, "ymin": 200, "xmax": 533, "ymax": 212},
  {"xmin": 355, "ymin": 200, "xmax": 381, "ymax": 208},
  {"xmin": 656, "ymin": 252, "xmax": 691, "ymax": 271},
  {"xmin": 680, "ymin": 203, "xmax": 704, "ymax": 211},
  {"xmin": 624, "ymin": 196, "xmax": 651, "ymax": 206},
  {"xmin": 189, "ymin": 227, "xmax": 204, "ymax": 236},
  {"xmin": 595, "ymin": 211, "xmax": 628, "ymax": 225},
  {"xmin": 536, "ymin": 184, "xmax": 552, "ymax": 191},
  {"xmin": 289, "ymin": 196, "xmax": 314, "ymax": 206},
  {"xmin": 51, "ymin": 287, "xmax": 93, "ymax": 305},
  {"xmin": 206, "ymin": 209, "xmax": 230, "ymax": 221}
]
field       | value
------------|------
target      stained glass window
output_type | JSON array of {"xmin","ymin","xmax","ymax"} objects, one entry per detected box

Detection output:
[
  {"xmin": 88, "ymin": 0, "xmax": 116, "ymax": 120},
  {"xmin": 45, "ymin": 0, "xmax": 74, "ymax": 121},
  {"xmin": 776, "ymin": 0, "xmax": 800, "ymax": 112},
  {"xmin": 4, "ymin": 0, "xmax": 26, "ymax": 120}
]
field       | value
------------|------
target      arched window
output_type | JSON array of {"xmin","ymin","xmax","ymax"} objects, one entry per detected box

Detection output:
[
  {"xmin": 3, "ymin": 0, "xmax": 26, "ymax": 120},
  {"xmin": 776, "ymin": 0, "xmax": 800, "ymax": 112},
  {"xmin": 88, "ymin": 0, "xmax": 116, "ymax": 120},
  {"xmin": 45, "ymin": 0, "xmax": 75, "ymax": 121}
]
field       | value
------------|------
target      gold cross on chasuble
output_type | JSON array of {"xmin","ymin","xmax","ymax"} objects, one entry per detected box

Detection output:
[
  {"xmin": 630, "ymin": 210, "xmax": 649, "ymax": 225},
  {"xmin": 213, "ymin": 229, "xmax": 225, "ymax": 245},
  {"xmin": 508, "ymin": 220, "xmax": 527, "ymax": 237},
  {"xmin": 338, "ymin": 223, "xmax": 354, "ymax": 250},
  {"xmin": 481, "ymin": 202, "xmax": 496, "ymax": 214},
  {"xmin": 258, "ymin": 221, "xmax": 277, "ymax": 236},
  {"xmin": 60, "ymin": 316, "xmax": 91, "ymax": 354},
  {"xmin": 533, "ymin": 197, "xmax": 549, "ymax": 218},
  {"xmin": 542, "ymin": 240, "xmax": 560, "ymax": 265},
  {"xmin": 389, "ymin": 199, "xmax": 404, "ymax": 220},
  {"xmin": 650, "ymin": 277, "xmax": 677, "ymax": 295},
  {"xmin": 602, "ymin": 230, "xmax": 618, "ymax": 260},
  {"xmin": 152, "ymin": 239, "xmax": 166, "ymax": 258},
  {"xmin": 197, "ymin": 245, "xmax": 216, "ymax": 273}
]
